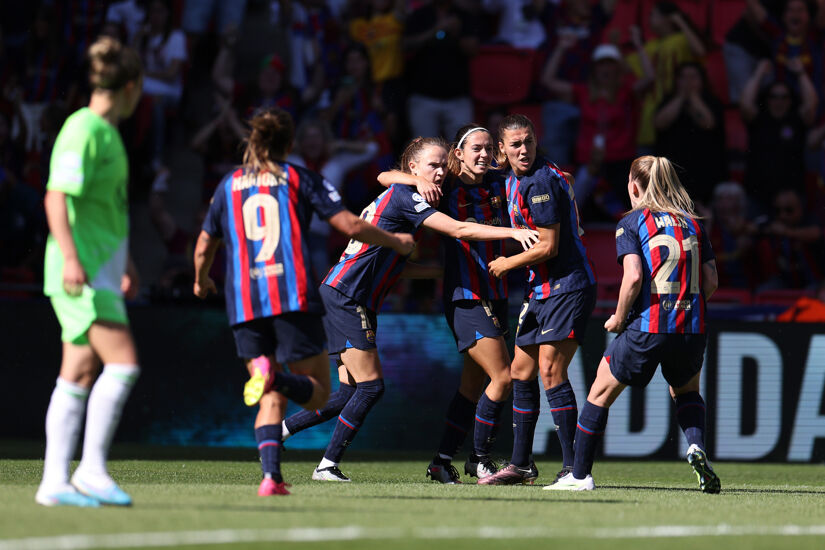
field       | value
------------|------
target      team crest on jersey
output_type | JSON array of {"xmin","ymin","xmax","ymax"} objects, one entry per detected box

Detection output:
[
  {"xmin": 616, "ymin": 228, "xmax": 624, "ymax": 237},
  {"xmin": 490, "ymin": 196, "xmax": 502, "ymax": 208},
  {"xmin": 412, "ymin": 193, "xmax": 426, "ymax": 203},
  {"xmin": 365, "ymin": 329, "xmax": 376, "ymax": 343},
  {"xmin": 492, "ymin": 316, "xmax": 500, "ymax": 329}
]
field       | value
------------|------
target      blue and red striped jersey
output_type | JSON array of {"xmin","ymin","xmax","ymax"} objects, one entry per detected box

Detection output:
[
  {"xmin": 323, "ymin": 184, "xmax": 437, "ymax": 311},
  {"xmin": 615, "ymin": 209, "xmax": 715, "ymax": 334},
  {"xmin": 202, "ymin": 164, "xmax": 345, "ymax": 326},
  {"xmin": 506, "ymin": 156, "xmax": 595, "ymax": 299},
  {"xmin": 441, "ymin": 172, "xmax": 509, "ymax": 301}
]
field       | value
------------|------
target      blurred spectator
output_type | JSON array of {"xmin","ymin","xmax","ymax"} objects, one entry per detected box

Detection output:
[
  {"xmin": 19, "ymin": 5, "xmax": 74, "ymax": 152},
  {"xmin": 543, "ymin": 34, "xmax": 653, "ymax": 213},
  {"xmin": 320, "ymin": 43, "xmax": 393, "ymax": 210},
  {"xmin": 136, "ymin": 0, "xmax": 188, "ymax": 171},
  {"xmin": 708, "ymin": 181, "xmax": 758, "ymax": 289},
  {"xmin": 756, "ymin": 188, "xmax": 825, "ymax": 290},
  {"xmin": 105, "ymin": 0, "xmax": 148, "ymax": 44},
  {"xmin": 540, "ymin": 0, "xmax": 616, "ymax": 166},
  {"xmin": 349, "ymin": 0, "xmax": 407, "ymax": 149},
  {"xmin": 741, "ymin": 59, "xmax": 818, "ymax": 210},
  {"xmin": 626, "ymin": 1, "xmax": 706, "ymax": 150},
  {"xmin": 183, "ymin": 0, "xmax": 247, "ymax": 34},
  {"xmin": 744, "ymin": 0, "xmax": 825, "ymax": 99},
  {"xmin": 286, "ymin": 117, "xmax": 379, "ymax": 275},
  {"xmin": 654, "ymin": 62, "xmax": 726, "ymax": 205},
  {"xmin": 273, "ymin": 0, "xmax": 342, "ymax": 109},
  {"xmin": 723, "ymin": 0, "xmax": 783, "ymax": 104},
  {"xmin": 55, "ymin": 0, "xmax": 109, "ymax": 66},
  {"xmin": 0, "ymin": 110, "xmax": 45, "ymax": 283},
  {"xmin": 808, "ymin": 117, "xmax": 825, "ymax": 215},
  {"xmin": 23, "ymin": 103, "xmax": 68, "ymax": 193},
  {"xmin": 190, "ymin": 92, "xmax": 246, "ymax": 202},
  {"xmin": 480, "ymin": 0, "xmax": 548, "ymax": 49},
  {"xmin": 402, "ymin": 0, "xmax": 480, "ymax": 139}
]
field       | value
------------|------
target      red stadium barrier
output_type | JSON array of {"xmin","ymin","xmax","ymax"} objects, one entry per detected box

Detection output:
[{"xmin": 469, "ymin": 46, "xmax": 536, "ymax": 105}]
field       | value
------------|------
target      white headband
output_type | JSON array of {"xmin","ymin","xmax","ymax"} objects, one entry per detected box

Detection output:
[{"xmin": 456, "ymin": 127, "xmax": 488, "ymax": 149}]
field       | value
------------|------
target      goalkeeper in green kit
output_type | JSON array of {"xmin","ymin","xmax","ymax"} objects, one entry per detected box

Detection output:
[{"xmin": 37, "ymin": 36, "xmax": 144, "ymax": 508}]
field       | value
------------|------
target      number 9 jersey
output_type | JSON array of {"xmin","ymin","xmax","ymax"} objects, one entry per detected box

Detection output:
[
  {"xmin": 615, "ymin": 208, "xmax": 715, "ymax": 334},
  {"xmin": 202, "ymin": 164, "xmax": 345, "ymax": 325}
]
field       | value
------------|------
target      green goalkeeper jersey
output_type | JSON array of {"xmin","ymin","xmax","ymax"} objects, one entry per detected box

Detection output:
[{"xmin": 44, "ymin": 107, "xmax": 129, "ymax": 297}]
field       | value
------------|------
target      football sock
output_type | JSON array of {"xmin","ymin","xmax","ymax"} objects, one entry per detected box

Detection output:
[
  {"xmin": 255, "ymin": 424, "xmax": 283, "ymax": 483},
  {"xmin": 510, "ymin": 379, "xmax": 540, "ymax": 468},
  {"xmin": 573, "ymin": 400, "xmax": 609, "ymax": 479},
  {"xmin": 272, "ymin": 371, "xmax": 315, "ymax": 405},
  {"xmin": 284, "ymin": 383, "xmax": 356, "ymax": 437},
  {"xmin": 473, "ymin": 392, "xmax": 505, "ymax": 457},
  {"xmin": 674, "ymin": 391, "xmax": 706, "ymax": 449},
  {"xmin": 436, "ymin": 391, "xmax": 476, "ymax": 460},
  {"xmin": 78, "ymin": 364, "xmax": 140, "ymax": 477},
  {"xmin": 323, "ymin": 379, "xmax": 385, "ymax": 463},
  {"xmin": 41, "ymin": 378, "xmax": 90, "ymax": 489},
  {"xmin": 545, "ymin": 381, "xmax": 578, "ymax": 468}
]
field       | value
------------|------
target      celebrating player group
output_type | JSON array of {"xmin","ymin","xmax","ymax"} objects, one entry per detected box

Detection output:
[{"xmin": 38, "ymin": 36, "xmax": 720, "ymax": 507}]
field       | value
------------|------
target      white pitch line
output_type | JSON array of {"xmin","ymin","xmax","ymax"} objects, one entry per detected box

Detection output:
[{"xmin": 2, "ymin": 525, "xmax": 825, "ymax": 550}]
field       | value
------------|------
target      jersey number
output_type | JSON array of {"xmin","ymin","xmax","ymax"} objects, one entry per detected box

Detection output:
[
  {"xmin": 649, "ymin": 234, "xmax": 699, "ymax": 295},
  {"xmin": 343, "ymin": 201, "xmax": 378, "ymax": 256},
  {"xmin": 242, "ymin": 194, "xmax": 280, "ymax": 263}
]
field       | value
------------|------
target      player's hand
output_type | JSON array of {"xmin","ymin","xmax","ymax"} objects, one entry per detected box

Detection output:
[
  {"xmin": 121, "ymin": 273, "xmax": 139, "ymax": 300},
  {"xmin": 415, "ymin": 178, "xmax": 442, "ymax": 205},
  {"xmin": 194, "ymin": 277, "xmax": 217, "ymax": 299},
  {"xmin": 393, "ymin": 233, "xmax": 416, "ymax": 256},
  {"xmin": 604, "ymin": 314, "xmax": 625, "ymax": 333},
  {"xmin": 488, "ymin": 256, "xmax": 510, "ymax": 278},
  {"xmin": 62, "ymin": 258, "xmax": 87, "ymax": 297},
  {"xmin": 512, "ymin": 228, "xmax": 540, "ymax": 251}
]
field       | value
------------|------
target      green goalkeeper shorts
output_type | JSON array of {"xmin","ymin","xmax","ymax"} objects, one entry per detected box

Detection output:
[{"xmin": 50, "ymin": 287, "xmax": 128, "ymax": 345}]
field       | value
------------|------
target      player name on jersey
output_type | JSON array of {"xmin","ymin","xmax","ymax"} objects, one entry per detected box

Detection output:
[{"xmin": 231, "ymin": 171, "xmax": 287, "ymax": 191}]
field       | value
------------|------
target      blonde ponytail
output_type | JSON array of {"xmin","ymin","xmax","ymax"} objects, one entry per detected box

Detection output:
[{"xmin": 630, "ymin": 156, "xmax": 698, "ymax": 218}]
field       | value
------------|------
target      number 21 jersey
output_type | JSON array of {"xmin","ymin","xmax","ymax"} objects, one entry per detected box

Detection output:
[
  {"xmin": 615, "ymin": 208, "xmax": 715, "ymax": 334},
  {"xmin": 202, "ymin": 164, "xmax": 345, "ymax": 325}
]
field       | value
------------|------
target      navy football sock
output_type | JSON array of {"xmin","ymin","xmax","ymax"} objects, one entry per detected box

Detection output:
[
  {"xmin": 545, "ymin": 381, "xmax": 578, "ymax": 468},
  {"xmin": 573, "ymin": 400, "xmax": 609, "ymax": 479},
  {"xmin": 674, "ymin": 391, "xmax": 706, "ymax": 449},
  {"xmin": 473, "ymin": 392, "xmax": 505, "ymax": 457},
  {"xmin": 323, "ymin": 379, "xmax": 385, "ymax": 463},
  {"xmin": 436, "ymin": 391, "xmax": 476, "ymax": 460},
  {"xmin": 510, "ymin": 379, "xmax": 540, "ymax": 468},
  {"xmin": 255, "ymin": 424, "xmax": 282, "ymax": 483},
  {"xmin": 284, "ymin": 383, "xmax": 356, "ymax": 435},
  {"xmin": 272, "ymin": 371, "xmax": 315, "ymax": 405}
]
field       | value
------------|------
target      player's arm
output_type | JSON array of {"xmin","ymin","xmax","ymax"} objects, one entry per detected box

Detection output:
[
  {"xmin": 702, "ymin": 259, "xmax": 718, "ymax": 300},
  {"xmin": 44, "ymin": 190, "xmax": 86, "ymax": 296},
  {"xmin": 327, "ymin": 210, "xmax": 416, "ymax": 255},
  {"xmin": 488, "ymin": 224, "xmax": 559, "ymax": 278},
  {"xmin": 376, "ymin": 170, "xmax": 442, "ymax": 203},
  {"xmin": 121, "ymin": 255, "xmax": 140, "ymax": 300},
  {"xmin": 421, "ymin": 211, "xmax": 539, "ymax": 249},
  {"xmin": 193, "ymin": 230, "xmax": 221, "ymax": 298},
  {"xmin": 605, "ymin": 253, "xmax": 644, "ymax": 333}
]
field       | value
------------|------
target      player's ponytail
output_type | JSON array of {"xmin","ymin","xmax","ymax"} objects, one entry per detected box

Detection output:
[
  {"xmin": 495, "ymin": 114, "xmax": 535, "ymax": 172},
  {"xmin": 447, "ymin": 124, "xmax": 491, "ymax": 176},
  {"xmin": 243, "ymin": 107, "xmax": 294, "ymax": 176},
  {"xmin": 398, "ymin": 136, "xmax": 448, "ymax": 174},
  {"xmin": 630, "ymin": 155, "xmax": 698, "ymax": 218},
  {"xmin": 88, "ymin": 36, "xmax": 142, "ymax": 91}
]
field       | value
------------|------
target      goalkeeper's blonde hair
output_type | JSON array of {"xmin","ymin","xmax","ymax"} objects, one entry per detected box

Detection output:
[{"xmin": 630, "ymin": 156, "xmax": 698, "ymax": 218}]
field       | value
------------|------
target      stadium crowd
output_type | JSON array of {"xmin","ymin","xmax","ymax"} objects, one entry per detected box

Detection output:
[{"xmin": 1, "ymin": 0, "xmax": 825, "ymax": 311}]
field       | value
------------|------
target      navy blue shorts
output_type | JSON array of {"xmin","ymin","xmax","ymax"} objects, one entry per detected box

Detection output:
[
  {"xmin": 515, "ymin": 285, "xmax": 596, "ymax": 347},
  {"xmin": 605, "ymin": 329, "xmax": 707, "ymax": 388},
  {"xmin": 319, "ymin": 284, "xmax": 377, "ymax": 355},
  {"xmin": 232, "ymin": 312, "xmax": 326, "ymax": 363},
  {"xmin": 445, "ymin": 299, "xmax": 509, "ymax": 352}
]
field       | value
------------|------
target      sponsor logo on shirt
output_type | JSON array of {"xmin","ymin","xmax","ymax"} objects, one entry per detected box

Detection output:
[
  {"xmin": 531, "ymin": 194, "xmax": 550, "ymax": 204},
  {"xmin": 54, "ymin": 152, "xmax": 84, "ymax": 184},
  {"xmin": 616, "ymin": 228, "xmax": 625, "ymax": 237},
  {"xmin": 249, "ymin": 264, "xmax": 285, "ymax": 279},
  {"xmin": 661, "ymin": 299, "xmax": 692, "ymax": 311}
]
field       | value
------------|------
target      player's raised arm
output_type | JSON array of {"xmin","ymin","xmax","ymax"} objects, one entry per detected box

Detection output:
[{"xmin": 421, "ymin": 211, "xmax": 538, "ymax": 250}]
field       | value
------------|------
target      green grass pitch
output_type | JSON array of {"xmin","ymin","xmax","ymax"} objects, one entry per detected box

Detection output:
[{"xmin": 1, "ymin": 447, "xmax": 824, "ymax": 550}]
